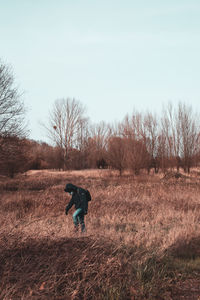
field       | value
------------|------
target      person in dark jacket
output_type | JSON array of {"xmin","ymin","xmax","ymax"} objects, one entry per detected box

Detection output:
[{"xmin": 64, "ymin": 183, "xmax": 88, "ymax": 233}]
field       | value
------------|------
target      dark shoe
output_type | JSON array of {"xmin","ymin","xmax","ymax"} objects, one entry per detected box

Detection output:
[
  {"xmin": 74, "ymin": 226, "xmax": 79, "ymax": 233},
  {"xmin": 81, "ymin": 224, "xmax": 86, "ymax": 233}
]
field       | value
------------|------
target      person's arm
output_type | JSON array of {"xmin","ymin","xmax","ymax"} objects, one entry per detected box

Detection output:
[{"xmin": 65, "ymin": 197, "xmax": 74, "ymax": 214}]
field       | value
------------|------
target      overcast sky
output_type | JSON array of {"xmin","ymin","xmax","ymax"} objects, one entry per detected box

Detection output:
[{"xmin": 1, "ymin": 0, "xmax": 200, "ymax": 141}]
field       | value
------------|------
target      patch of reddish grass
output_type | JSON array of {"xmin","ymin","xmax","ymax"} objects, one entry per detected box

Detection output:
[{"xmin": 0, "ymin": 169, "xmax": 200, "ymax": 299}]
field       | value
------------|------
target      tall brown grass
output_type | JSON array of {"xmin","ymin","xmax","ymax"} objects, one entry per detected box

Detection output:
[{"xmin": 0, "ymin": 169, "xmax": 200, "ymax": 299}]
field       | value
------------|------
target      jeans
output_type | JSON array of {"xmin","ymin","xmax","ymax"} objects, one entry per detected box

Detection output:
[{"xmin": 72, "ymin": 208, "xmax": 86, "ymax": 232}]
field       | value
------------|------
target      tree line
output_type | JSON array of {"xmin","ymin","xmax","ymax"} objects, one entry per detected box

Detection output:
[{"xmin": 0, "ymin": 60, "xmax": 200, "ymax": 177}]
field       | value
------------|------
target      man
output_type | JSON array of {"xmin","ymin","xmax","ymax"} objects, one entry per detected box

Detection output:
[{"xmin": 64, "ymin": 183, "xmax": 89, "ymax": 233}]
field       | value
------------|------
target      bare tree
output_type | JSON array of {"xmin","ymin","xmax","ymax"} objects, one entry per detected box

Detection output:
[
  {"xmin": 178, "ymin": 103, "xmax": 199, "ymax": 173},
  {"xmin": 89, "ymin": 121, "xmax": 110, "ymax": 168},
  {"xmin": 161, "ymin": 102, "xmax": 200, "ymax": 173},
  {"xmin": 45, "ymin": 98, "xmax": 87, "ymax": 170},
  {"xmin": 73, "ymin": 117, "xmax": 90, "ymax": 169},
  {"xmin": 139, "ymin": 112, "xmax": 160, "ymax": 173},
  {"xmin": 156, "ymin": 132, "xmax": 168, "ymax": 173},
  {"xmin": 107, "ymin": 136, "xmax": 126, "ymax": 175},
  {"xmin": 0, "ymin": 60, "xmax": 29, "ymax": 177},
  {"xmin": 0, "ymin": 60, "xmax": 26, "ymax": 137},
  {"xmin": 161, "ymin": 103, "xmax": 181, "ymax": 170},
  {"xmin": 120, "ymin": 113, "xmax": 150, "ymax": 175}
]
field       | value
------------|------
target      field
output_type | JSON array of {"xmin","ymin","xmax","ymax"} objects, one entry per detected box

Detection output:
[{"xmin": 0, "ymin": 169, "xmax": 200, "ymax": 299}]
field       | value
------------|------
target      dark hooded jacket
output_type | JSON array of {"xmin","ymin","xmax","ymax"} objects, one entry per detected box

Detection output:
[{"xmin": 64, "ymin": 183, "xmax": 88, "ymax": 214}]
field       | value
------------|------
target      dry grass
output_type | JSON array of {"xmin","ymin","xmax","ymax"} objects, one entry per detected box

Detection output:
[{"xmin": 0, "ymin": 169, "xmax": 200, "ymax": 299}]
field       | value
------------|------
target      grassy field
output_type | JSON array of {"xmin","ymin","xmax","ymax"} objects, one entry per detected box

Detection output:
[{"xmin": 0, "ymin": 169, "xmax": 200, "ymax": 299}]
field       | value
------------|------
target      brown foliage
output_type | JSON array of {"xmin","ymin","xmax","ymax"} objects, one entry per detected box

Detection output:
[
  {"xmin": 0, "ymin": 136, "xmax": 30, "ymax": 177},
  {"xmin": 0, "ymin": 169, "xmax": 200, "ymax": 299}
]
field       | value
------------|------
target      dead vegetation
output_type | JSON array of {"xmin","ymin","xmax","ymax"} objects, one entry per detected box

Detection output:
[
  {"xmin": 162, "ymin": 171, "xmax": 190, "ymax": 181},
  {"xmin": 0, "ymin": 169, "xmax": 200, "ymax": 299}
]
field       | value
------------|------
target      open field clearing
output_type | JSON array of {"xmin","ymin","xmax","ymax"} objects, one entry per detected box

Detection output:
[{"xmin": 0, "ymin": 169, "xmax": 200, "ymax": 299}]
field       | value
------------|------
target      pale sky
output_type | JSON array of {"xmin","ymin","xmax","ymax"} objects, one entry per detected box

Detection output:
[{"xmin": 1, "ymin": 0, "xmax": 200, "ymax": 141}]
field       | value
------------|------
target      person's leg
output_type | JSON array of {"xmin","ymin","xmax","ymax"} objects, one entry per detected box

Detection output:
[
  {"xmin": 72, "ymin": 208, "xmax": 82, "ymax": 230},
  {"xmin": 78, "ymin": 213, "xmax": 86, "ymax": 233}
]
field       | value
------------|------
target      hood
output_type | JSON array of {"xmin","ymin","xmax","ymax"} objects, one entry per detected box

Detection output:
[{"xmin": 64, "ymin": 183, "xmax": 78, "ymax": 193}]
